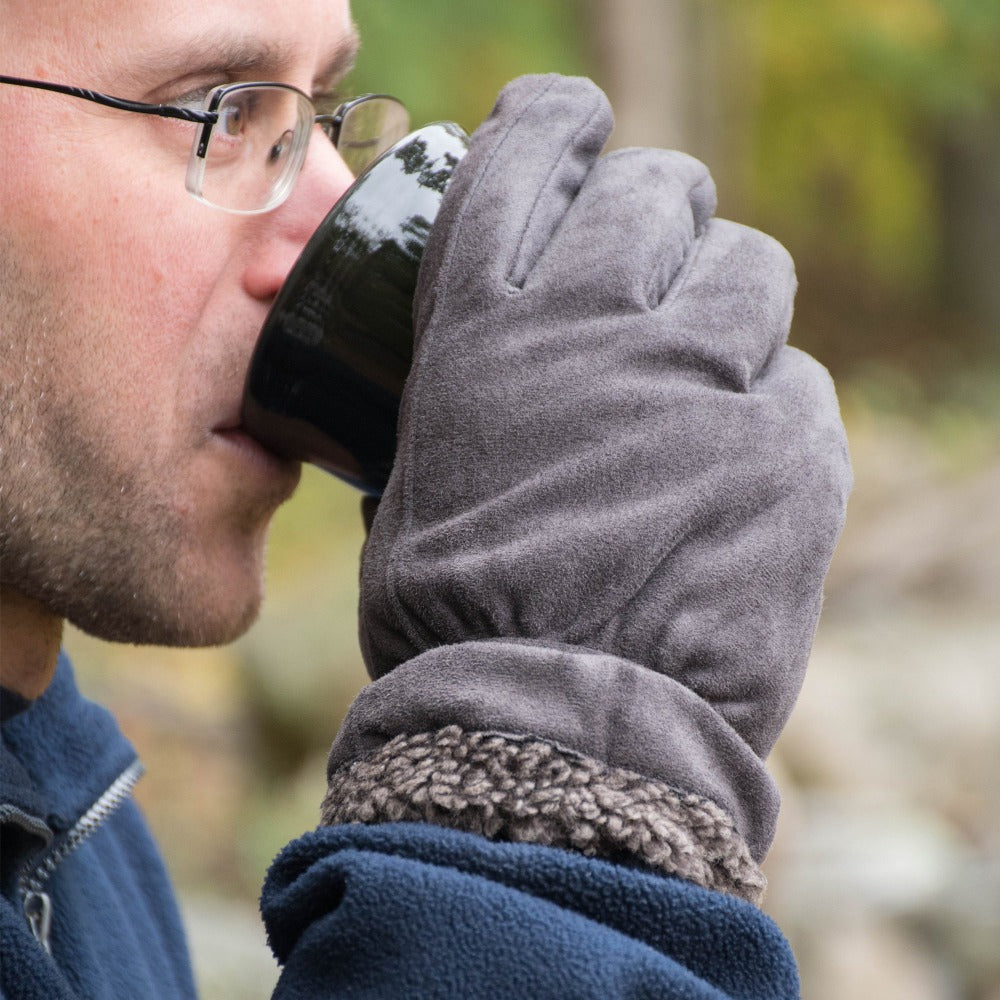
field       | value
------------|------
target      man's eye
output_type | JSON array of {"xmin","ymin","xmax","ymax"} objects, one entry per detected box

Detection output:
[
  {"xmin": 216, "ymin": 91, "xmax": 263, "ymax": 137},
  {"xmin": 220, "ymin": 101, "xmax": 245, "ymax": 136}
]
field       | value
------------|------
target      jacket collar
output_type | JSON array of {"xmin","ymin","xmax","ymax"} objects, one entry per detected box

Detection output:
[{"xmin": 1, "ymin": 652, "xmax": 139, "ymax": 889}]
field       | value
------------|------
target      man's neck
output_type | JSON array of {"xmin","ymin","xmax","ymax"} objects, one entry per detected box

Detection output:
[{"xmin": 0, "ymin": 587, "xmax": 64, "ymax": 699}]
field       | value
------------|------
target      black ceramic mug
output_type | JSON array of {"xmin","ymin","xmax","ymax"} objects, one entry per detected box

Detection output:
[{"xmin": 242, "ymin": 122, "xmax": 470, "ymax": 495}]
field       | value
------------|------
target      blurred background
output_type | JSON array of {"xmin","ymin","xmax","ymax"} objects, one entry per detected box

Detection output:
[{"xmin": 66, "ymin": 1, "xmax": 999, "ymax": 996}]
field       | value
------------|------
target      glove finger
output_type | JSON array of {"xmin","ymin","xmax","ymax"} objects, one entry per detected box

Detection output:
[
  {"xmin": 604, "ymin": 346, "xmax": 851, "ymax": 753},
  {"xmin": 414, "ymin": 74, "xmax": 613, "ymax": 327},
  {"xmin": 527, "ymin": 148, "xmax": 717, "ymax": 310},
  {"xmin": 655, "ymin": 219, "xmax": 797, "ymax": 392}
]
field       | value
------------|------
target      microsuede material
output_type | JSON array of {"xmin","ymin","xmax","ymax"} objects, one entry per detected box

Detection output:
[
  {"xmin": 0, "ymin": 655, "xmax": 196, "ymax": 1000},
  {"xmin": 262, "ymin": 822, "xmax": 800, "ymax": 999},
  {"xmin": 356, "ymin": 75, "xmax": 852, "ymax": 858},
  {"xmin": 327, "ymin": 641, "xmax": 776, "ymax": 857}
]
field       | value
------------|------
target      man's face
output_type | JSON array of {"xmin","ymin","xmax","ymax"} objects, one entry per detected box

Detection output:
[{"xmin": 0, "ymin": 0, "xmax": 356, "ymax": 644}]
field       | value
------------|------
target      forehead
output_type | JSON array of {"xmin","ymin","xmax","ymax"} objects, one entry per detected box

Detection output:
[{"xmin": 0, "ymin": 0, "xmax": 355, "ymax": 86}]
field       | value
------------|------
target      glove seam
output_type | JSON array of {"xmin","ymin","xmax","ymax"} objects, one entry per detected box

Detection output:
[
  {"xmin": 656, "ymin": 215, "xmax": 712, "ymax": 316},
  {"xmin": 506, "ymin": 94, "xmax": 610, "ymax": 291},
  {"xmin": 596, "ymin": 146, "xmax": 701, "ymax": 311}
]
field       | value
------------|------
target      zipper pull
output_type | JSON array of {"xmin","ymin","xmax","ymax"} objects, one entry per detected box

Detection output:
[{"xmin": 23, "ymin": 889, "xmax": 53, "ymax": 955}]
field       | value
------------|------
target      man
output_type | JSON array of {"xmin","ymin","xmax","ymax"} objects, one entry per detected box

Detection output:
[{"xmin": 1, "ymin": 0, "xmax": 852, "ymax": 996}]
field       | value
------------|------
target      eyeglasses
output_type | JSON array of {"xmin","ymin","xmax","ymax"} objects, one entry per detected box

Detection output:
[{"xmin": 0, "ymin": 75, "xmax": 410, "ymax": 214}]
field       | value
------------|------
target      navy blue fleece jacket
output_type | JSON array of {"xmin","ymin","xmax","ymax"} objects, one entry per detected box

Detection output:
[{"xmin": 0, "ymin": 654, "xmax": 196, "ymax": 999}]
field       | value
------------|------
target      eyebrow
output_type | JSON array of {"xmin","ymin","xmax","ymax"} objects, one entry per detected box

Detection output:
[
  {"xmin": 123, "ymin": 23, "xmax": 361, "ymax": 94},
  {"xmin": 315, "ymin": 24, "xmax": 361, "ymax": 88}
]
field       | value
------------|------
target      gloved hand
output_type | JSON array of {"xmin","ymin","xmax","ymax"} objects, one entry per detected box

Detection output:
[{"xmin": 329, "ymin": 75, "xmax": 850, "ymax": 884}]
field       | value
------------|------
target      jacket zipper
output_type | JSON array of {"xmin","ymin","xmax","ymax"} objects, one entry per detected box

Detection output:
[{"xmin": 18, "ymin": 758, "xmax": 145, "ymax": 954}]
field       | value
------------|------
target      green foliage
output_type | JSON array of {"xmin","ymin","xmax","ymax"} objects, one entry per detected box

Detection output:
[
  {"xmin": 848, "ymin": 0, "xmax": 1000, "ymax": 116},
  {"xmin": 347, "ymin": 0, "xmax": 591, "ymax": 133},
  {"xmin": 749, "ymin": 0, "xmax": 999, "ymax": 298}
]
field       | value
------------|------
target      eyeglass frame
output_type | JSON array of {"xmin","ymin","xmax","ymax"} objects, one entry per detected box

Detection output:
[{"xmin": 0, "ymin": 74, "xmax": 406, "ymax": 213}]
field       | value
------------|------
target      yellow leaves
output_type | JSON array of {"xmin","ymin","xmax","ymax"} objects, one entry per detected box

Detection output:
[{"xmin": 860, "ymin": 0, "xmax": 949, "ymax": 49}]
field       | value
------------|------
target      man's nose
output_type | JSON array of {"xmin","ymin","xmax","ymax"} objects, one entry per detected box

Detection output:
[{"xmin": 242, "ymin": 130, "xmax": 355, "ymax": 302}]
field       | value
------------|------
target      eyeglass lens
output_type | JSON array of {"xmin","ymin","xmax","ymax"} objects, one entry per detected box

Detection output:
[
  {"xmin": 189, "ymin": 85, "xmax": 313, "ymax": 213},
  {"xmin": 187, "ymin": 87, "xmax": 410, "ymax": 213},
  {"xmin": 336, "ymin": 98, "xmax": 411, "ymax": 177}
]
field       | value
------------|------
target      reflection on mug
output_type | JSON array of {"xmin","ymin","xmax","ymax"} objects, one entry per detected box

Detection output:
[{"xmin": 243, "ymin": 122, "xmax": 469, "ymax": 495}]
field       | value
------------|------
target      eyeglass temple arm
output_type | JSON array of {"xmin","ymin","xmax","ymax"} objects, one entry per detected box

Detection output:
[
  {"xmin": 312, "ymin": 95, "xmax": 408, "ymax": 146},
  {"xmin": 0, "ymin": 74, "xmax": 217, "ymax": 124},
  {"xmin": 313, "ymin": 114, "xmax": 343, "ymax": 144}
]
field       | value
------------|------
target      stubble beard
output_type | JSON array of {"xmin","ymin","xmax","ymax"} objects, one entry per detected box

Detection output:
[
  {"xmin": 0, "ymin": 408, "xmax": 233, "ymax": 647},
  {"xmin": 0, "ymin": 241, "xmax": 271, "ymax": 648}
]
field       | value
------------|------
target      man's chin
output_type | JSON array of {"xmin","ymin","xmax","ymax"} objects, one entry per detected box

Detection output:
[
  {"xmin": 62, "ymin": 558, "xmax": 267, "ymax": 648},
  {"xmin": 6, "ymin": 481, "xmax": 285, "ymax": 650},
  {"xmin": 71, "ymin": 598, "xmax": 261, "ymax": 648}
]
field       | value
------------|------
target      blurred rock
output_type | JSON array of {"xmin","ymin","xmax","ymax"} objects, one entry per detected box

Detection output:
[
  {"xmin": 766, "ymin": 791, "xmax": 964, "ymax": 921},
  {"xmin": 764, "ymin": 406, "xmax": 1000, "ymax": 999},
  {"xmin": 824, "ymin": 407, "xmax": 1000, "ymax": 617},
  {"xmin": 795, "ymin": 917, "xmax": 958, "ymax": 1000},
  {"xmin": 180, "ymin": 893, "xmax": 279, "ymax": 1000}
]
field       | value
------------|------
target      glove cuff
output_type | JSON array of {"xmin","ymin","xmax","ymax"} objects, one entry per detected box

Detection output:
[
  {"xmin": 322, "ymin": 726, "xmax": 766, "ymax": 904},
  {"xmin": 327, "ymin": 640, "xmax": 780, "ymax": 860}
]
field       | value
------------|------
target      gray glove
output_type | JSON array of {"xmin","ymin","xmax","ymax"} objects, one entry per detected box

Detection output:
[{"xmin": 329, "ymin": 75, "xmax": 850, "ymax": 876}]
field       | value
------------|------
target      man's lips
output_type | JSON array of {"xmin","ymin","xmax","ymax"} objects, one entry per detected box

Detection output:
[
  {"xmin": 211, "ymin": 420, "xmax": 300, "ymax": 477},
  {"xmin": 211, "ymin": 407, "xmax": 245, "ymax": 435}
]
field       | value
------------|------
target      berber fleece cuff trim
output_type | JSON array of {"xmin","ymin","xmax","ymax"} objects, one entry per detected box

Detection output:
[{"xmin": 321, "ymin": 726, "xmax": 766, "ymax": 904}]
